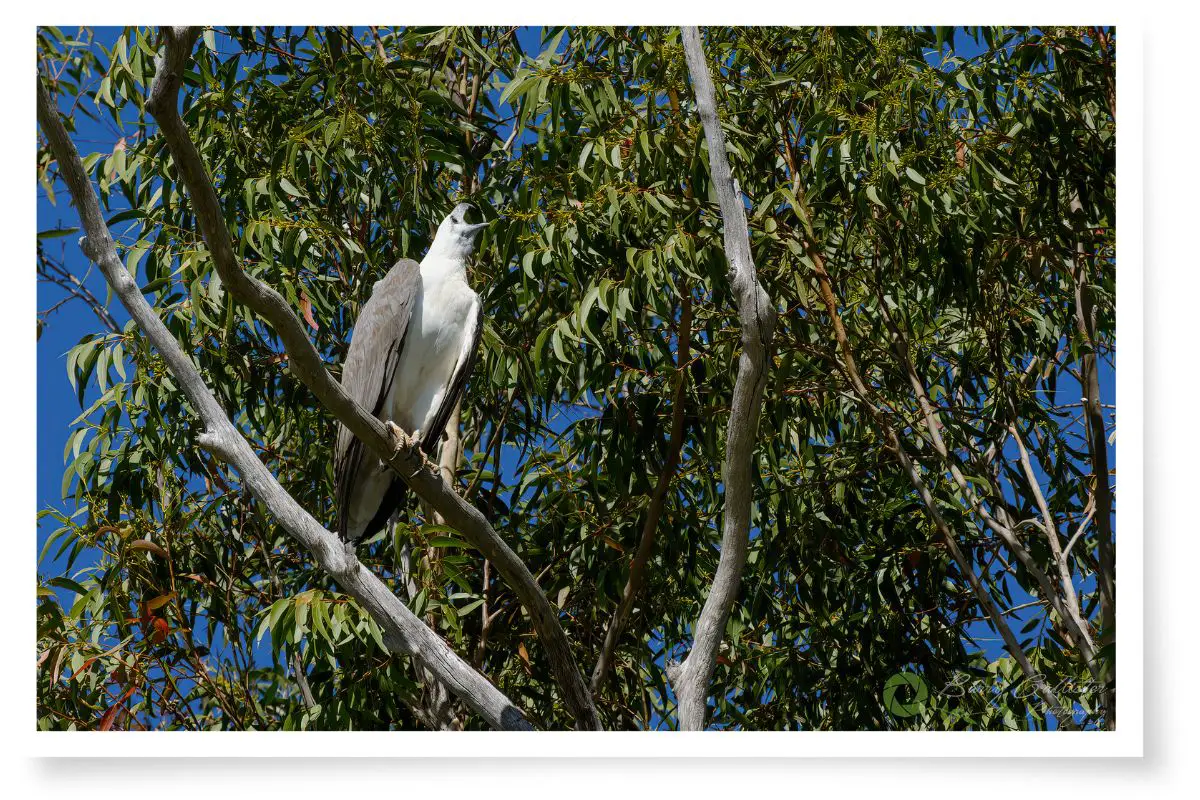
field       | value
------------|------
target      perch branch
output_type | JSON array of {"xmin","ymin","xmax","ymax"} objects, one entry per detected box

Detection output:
[
  {"xmin": 142, "ymin": 27, "xmax": 599, "ymax": 730},
  {"xmin": 38, "ymin": 73, "xmax": 532, "ymax": 731}
]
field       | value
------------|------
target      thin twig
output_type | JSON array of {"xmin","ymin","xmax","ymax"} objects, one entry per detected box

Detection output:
[{"xmin": 591, "ymin": 288, "xmax": 692, "ymax": 694}]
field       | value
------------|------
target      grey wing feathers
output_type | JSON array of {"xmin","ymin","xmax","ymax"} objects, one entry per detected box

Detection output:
[
  {"xmin": 420, "ymin": 299, "xmax": 483, "ymax": 452},
  {"xmin": 334, "ymin": 258, "xmax": 421, "ymax": 540}
]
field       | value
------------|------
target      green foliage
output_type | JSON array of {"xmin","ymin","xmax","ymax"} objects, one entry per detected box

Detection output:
[{"xmin": 37, "ymin": 26, "xmax": 1115, "ymax": 731}]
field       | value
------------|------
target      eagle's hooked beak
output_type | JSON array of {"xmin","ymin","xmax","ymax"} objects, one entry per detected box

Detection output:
[{"xmin": 454, "ymin": 202, "xmax": 489, "ymax": 238}]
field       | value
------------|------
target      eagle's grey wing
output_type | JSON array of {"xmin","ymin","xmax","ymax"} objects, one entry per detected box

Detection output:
[
  {"xmin": 334, "ymin": 258, "xmax": 421, "ymax": 540},
  {"xmin": 420, "ymin": 297, "xmax": 483, "ymax": 453}
]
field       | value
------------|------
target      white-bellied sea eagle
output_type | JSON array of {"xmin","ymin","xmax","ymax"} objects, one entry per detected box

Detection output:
[{"xmin": 334, "ymin": 203, "xmax": 487, "ymax": 542}]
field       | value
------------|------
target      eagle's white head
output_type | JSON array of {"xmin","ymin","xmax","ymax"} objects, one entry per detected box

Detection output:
[{"xmin": 427, "ymin": 202, "xmax": 488, "ymax": 263}]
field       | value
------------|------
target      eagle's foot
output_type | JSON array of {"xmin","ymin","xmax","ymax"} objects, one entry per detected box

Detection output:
[
  {"xmin": 386, "ymin": 421, "xmax": 420, "ymax": 457},
  {"xmin": 385, "ymin": 422, "xmax": 437, "ymax": 478},
  {"xmin": 410, "ymin": 431, "xmax": 441, "ymax": 477}
]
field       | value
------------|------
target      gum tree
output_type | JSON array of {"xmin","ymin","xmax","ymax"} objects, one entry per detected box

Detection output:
[{"xmin": 37, "ymin": 25, "xmax": 1116, "ymax": 731}]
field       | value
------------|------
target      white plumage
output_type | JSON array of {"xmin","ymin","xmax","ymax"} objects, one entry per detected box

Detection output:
[
  {"xmin": 389, "ymin": 231, "xmax": 481, "ymax": 441},
  {"xmin": 334, "ymin": 203, "xmax": 487, "ymax": 542}
]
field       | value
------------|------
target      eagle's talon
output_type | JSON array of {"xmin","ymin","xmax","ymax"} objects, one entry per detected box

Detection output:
[{"xmin": 386, "ymin": 421, "xmax": 418, "ymax": 457}]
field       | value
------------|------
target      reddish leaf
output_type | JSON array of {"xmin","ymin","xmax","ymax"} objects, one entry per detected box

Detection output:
[
  {"xmin": 300, "ymin": 291, "xmax": 319, "ymax": 332},
  {"xmin": 97, "ymin": 704, "xmax": 120, "ymax": 732},
  {"xmin": 149, "ymin": 617, "xmax": 170, "ymax": 644},
  {"xmin": 97, "ymin": 684, "xmax": 137, "ymax": 731}
]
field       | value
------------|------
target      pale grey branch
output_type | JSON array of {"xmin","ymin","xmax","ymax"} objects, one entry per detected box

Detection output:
[
  {"xmin": 672, "ymin": 26, "xmax": 777, "ymax": 731},
  {"xmin": 37, "ymin": 73, "xmax": 533, "ymax": 731},
  {"xmin": 1067, "ymin": 193, "xmax": 1115, "ymax": 727},
  {"xmin": 1064, "ymin": 500, "xmax": 1098, "ymax": 562},
  {"xmin": 876, "ymin": 295, "xmax": 1101, "ymax": 685},
  {"xmin": 888, "ymin": 441, "xmax": 1076, "ymax": 725},
  {"xmin": 1010, "ymin": 423, "xmax": 1099, "ymax": 669}
]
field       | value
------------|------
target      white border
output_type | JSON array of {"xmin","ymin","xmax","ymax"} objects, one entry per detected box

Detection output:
[{"xmin": 8, "ymin": 0, "xmax": 1152, "ymax": 767}]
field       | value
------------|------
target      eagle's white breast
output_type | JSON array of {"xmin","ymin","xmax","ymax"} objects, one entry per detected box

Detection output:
[{"xmin": 388, "ymin": 263, "xmax": 479, "ymax": 437}]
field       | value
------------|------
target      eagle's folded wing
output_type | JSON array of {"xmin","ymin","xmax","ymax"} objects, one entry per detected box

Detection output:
[{"xmin": 334, "ymin": 258, "xmax": 421, "ymax": 540}]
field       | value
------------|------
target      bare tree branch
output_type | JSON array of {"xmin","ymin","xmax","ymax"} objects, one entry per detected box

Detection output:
[
  {"xmin": 886, "ymin": 436, "xmax": 1075, "ymax": 725},
  {"xmin": 142, "ymin": 27, "xmax": 600, "ymax": 730},
  {"xmin": 1064, "ymin": 498, "xmax": 1097, "ymax": 562},
  {"xmin": 1067, "ymin": 192, "xmax": 1115, "ymax": 728},
  {"xmin": 875, "ymin": 300, "xmax": 1102, "ymax": 685},
  {"xmin": 37, "ymin": 73, "xmax": 533, "ymax": 731},
  {"xmin": 669, "ymin": 27, "xmax": 777, "ymax": 731},
  {"xmin": 37, "ymin": 249, "xmax": 121, "ymax": 335},
  {"xmin": 1009, "ymin": 423, "xmax": 1099, "ymax": 660},
  {"xmin": 1068, "ymin": 195, "xmax": 1115, "ymax": 628}
]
